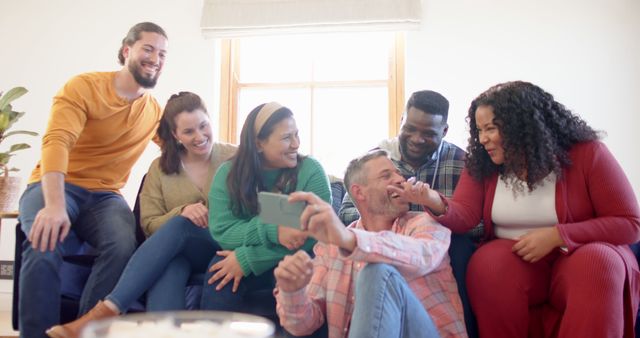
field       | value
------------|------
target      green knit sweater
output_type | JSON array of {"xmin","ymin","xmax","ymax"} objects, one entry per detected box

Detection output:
[{"xmin": 208, "ymin": 157, "xmax": 331, "ymax": 276}]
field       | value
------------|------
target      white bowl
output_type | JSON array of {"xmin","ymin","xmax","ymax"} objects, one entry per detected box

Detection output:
[{"xmin": 80, "ymin": 311, "xmax": 275, "ymax": 338}]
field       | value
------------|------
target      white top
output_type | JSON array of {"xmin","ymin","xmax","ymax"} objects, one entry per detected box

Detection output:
[{"xmin": 492, "ymin": 173, "xmax": 558, "ymax": 239}]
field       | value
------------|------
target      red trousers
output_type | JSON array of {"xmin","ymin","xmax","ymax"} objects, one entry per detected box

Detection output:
[{"xmin": 467, "ymin": 239, "xmax": 635, "ymax": 338}]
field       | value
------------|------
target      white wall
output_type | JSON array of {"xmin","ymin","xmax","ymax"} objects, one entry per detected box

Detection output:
[
  {"xmin": 1, "ymin": 0, "xmax": 638, "ymax": 287},
  {"xmin": 0, "ymin": 0, "xmax": 219, "ymax": 289},
  {"xmin": 405, "ymin": 0, "xmax": 640, "ymax": 199},
  {"xmin": 0, "ymin": 0, "xmax": 221, "ymax": 207}
]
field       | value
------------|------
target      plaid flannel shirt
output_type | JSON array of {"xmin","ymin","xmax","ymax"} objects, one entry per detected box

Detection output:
[{"xmin": 275, "ymin": 212, "xmax": 468, "ymax": 338}]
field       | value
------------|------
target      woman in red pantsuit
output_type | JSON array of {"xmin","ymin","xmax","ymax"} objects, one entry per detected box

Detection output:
[{"xmin": 391, "ymin": 81, "xmax": 640, "ymax": 338}]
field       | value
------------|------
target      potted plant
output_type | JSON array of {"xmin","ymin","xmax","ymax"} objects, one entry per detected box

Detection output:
[{"xmin": 0, "ymin": 86, "xmax": 38, "ymax": 211}]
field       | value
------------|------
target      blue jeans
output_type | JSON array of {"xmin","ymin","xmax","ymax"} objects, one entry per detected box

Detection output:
[
  {"xmin": 106, "ymin": 216, "xmax": 220, "ymax": 312},
  {"xmin": 18, "ymin": 182, "xmax": 137, "ymax": 338},
  {"xmin": 200, "ymin": 255, "xmax": 276, "ymax": 314},
  {"xmin": 348, "ymin": 263, "xmax": 440, "ymax": 338},
  {"xmin": 449, "ymin": 233, "xmax": 478, "ymax": 338}
]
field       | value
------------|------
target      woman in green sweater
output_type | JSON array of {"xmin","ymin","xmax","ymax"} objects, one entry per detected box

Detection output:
[{"xmin": 200, "ymin": 102, "xmax": 331, "ymax": 313}]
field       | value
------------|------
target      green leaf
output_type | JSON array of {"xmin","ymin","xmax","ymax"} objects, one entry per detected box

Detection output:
[
  {"xmin": 3, "ymin": 111, "xmax": 25, "ymax": 131},
  {"xmin": 10, "ymin": 111, "xmax": 25, "ymax": 119},
  {"xmin": 0, "ymin": 87, "xmax": 28, "ymax": 111},
  {"xmin": 0, "ymin": 103, "xmax": 12, "ymax": 113},
  {"xmin": 0, "ymin": 114, "xmax": 9, "ymax": 130},
  {"xmin": 8, "ymin": 143, "xmax": 30, "ymax": 152},
  {"xmin": 0, "ymin": 153, "xmax": 10, "ymax": 164},
  {"xmin": 3, "ymin": 130, "xmax": 38, "ymax": 138}
]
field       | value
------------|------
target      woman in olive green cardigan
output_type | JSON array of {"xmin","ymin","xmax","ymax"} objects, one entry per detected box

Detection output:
[
  {"xmin": 200, "ymin": 102, "xmax": 331, "ymax": 313},
  {"xmin": 47, "ymin": 92, "xmax": 238, "ymax": 338}
]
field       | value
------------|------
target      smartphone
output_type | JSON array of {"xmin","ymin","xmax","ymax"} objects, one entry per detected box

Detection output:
[{"xmin": 258, "ymin": 191, "xmax": 306, "ymax": 228}]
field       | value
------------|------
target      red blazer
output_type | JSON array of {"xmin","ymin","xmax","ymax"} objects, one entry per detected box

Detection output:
[{"xmin": 437, "ymin": 140, "xmax": 640, "ymax": 336}]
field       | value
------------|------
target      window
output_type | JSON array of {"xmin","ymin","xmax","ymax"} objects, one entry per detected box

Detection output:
[{"xmin": 219, "ymin": 32, "xmax": 404, "ymax": 177}]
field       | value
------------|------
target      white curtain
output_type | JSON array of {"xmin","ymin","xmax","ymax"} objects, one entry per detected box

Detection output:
[{"xmin": 200, "ymin": 0, "xmax": 422, "ymax": 38}]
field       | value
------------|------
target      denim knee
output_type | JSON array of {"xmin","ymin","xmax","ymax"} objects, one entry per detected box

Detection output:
[
  {"xmin": 160, "ymin": 215, "xmax": 194, "ymax": 233},
  {"xmin": 18, "ymin": 184, "xmax": 46, "ymax": 235},
  {"xmin": 358, "ymin": 263, "xmax": 397, "ymax": 281},
  {"xmin": 355, "ymin": 263, "xmax": 399, "ymax": 297},
  {"xmin": 155, "ymin": 216, "xmax": 204, "ymax": 244},
  {"xmin": 21, "ymin": 244, "xmax": 64, "ymax": 272}
]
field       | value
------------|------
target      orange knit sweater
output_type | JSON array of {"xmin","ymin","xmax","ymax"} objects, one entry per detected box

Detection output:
[{"xmin": 28, "ymin": 72, "xmax": 162, "ymax": 193}]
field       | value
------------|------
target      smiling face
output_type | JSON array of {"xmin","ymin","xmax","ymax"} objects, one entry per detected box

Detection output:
[
  {"xmin": 123, "ymin": 31, "xmax": 168, "ymax": 88},
  {"xmin": 172, "ymin": 109, "xmax": 213, "ymax": 158},
  {"xmin": 398, "ymin": 107, "xmax": 448, "ymax": 168},
  {"xmin": 475, "ymin": 105, "xmax": 505, "ymax": 165},
  {"xmin": 257, "ymin": 117, "xmax": 300, "ymax": 169},
  {"xmin": 360, "ymin": 156, "xmax": 409, "ymax": 218}
]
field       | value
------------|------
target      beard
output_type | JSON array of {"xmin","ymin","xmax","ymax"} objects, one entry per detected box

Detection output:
[
  {"xmin": 128, "ymin": 62, "xmax": 160, "ymax": 89},
  {"xmin": 366, "ymin": 192, "xmax": 408, "ymax": 219}
]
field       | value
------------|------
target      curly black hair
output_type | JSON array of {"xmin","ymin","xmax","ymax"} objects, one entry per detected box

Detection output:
[{"xmin": 465, "ymin": 81, "xmax": 600, "ymax": 192}]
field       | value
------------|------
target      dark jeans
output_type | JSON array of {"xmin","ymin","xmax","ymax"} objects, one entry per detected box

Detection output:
[
  {"xmin": 200, "ymin": 254, "xmax": 276, "ymax": 314},
  {"xmin": 449, "ymin": 233, "xmax": 478, "ymax": 338},
  {"xmin": 18, "ymin": 182, "xmax": 137, "ymax": 338},
  {"xmin": 106, "ymin": 216, "xmax": 220, "ymax": 312}
]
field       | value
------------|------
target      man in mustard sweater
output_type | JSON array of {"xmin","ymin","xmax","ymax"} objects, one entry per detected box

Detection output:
[{"xmin": 17, "ymin": 22, "xmax": 168, "ymax": 338}]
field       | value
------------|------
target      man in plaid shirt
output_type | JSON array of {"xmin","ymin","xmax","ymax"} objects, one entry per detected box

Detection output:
[
  {"xmin": 338, "ymin": 90, "xmax": 478, "ymax": 338},
  {"xmin": 275, "ymin": 150, "xmax": 467, "ymax": 338},
  {"xmin": 338, "ymin": 90, "xmax": 465, "ymax": 224}
]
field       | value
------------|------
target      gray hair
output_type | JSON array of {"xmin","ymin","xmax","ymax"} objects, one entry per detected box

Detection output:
[{"xmin": 343, "ymin": 149, "xmax": 389, "ymax": 195}]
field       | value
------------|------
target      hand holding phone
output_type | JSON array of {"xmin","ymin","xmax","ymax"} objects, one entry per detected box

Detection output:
[{"xmin": 258, "ymin": 191, "xmax": 306, "ymax": 228}]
